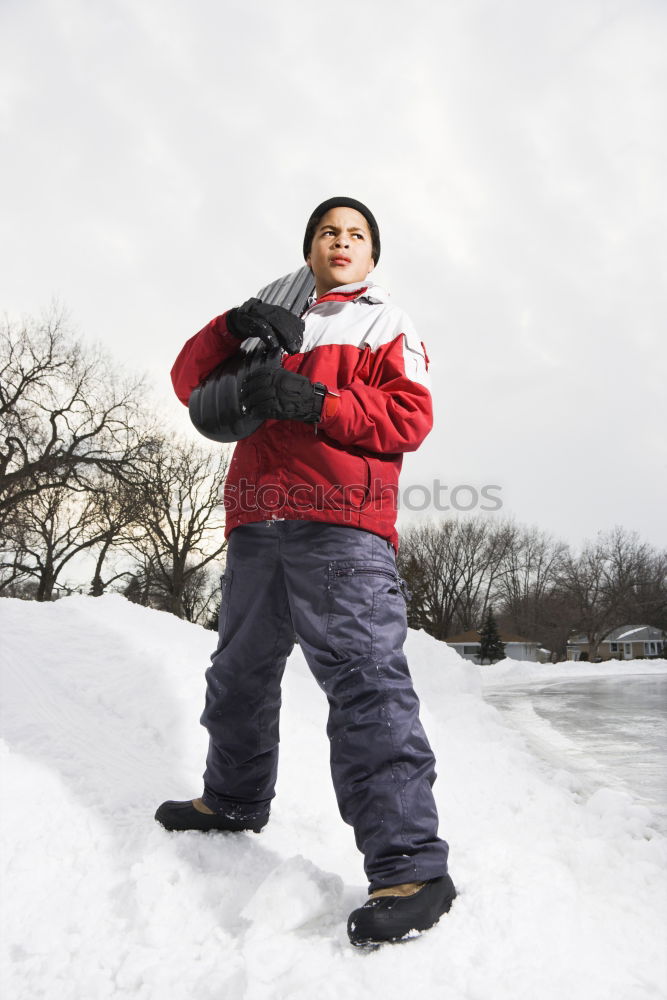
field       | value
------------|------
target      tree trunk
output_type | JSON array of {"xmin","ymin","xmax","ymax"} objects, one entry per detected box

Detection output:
[
  {"xmin": 36, "ymin": 561, "xmax": 56, "ymax": 602},
  {"xmin": 90, "ymin": 537, "xmax": 113, "ymax": 596},
  {"xmin": 169, "ymin": 563, "xmax": 186, "ymax": 619}
]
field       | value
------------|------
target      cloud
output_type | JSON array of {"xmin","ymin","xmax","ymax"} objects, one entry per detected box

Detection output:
[{"xmin": 1, "ymin": 0, "xmax": 665, "ymax": 546}]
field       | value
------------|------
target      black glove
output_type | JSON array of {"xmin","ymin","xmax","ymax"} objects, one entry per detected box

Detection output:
[
  {"xmin": 241, "ymin": 367, "xmax": 327, "ymax": 423},
  {"xmin": 226, "ymin": 298, "xmax": 304, "ymax": 355}
]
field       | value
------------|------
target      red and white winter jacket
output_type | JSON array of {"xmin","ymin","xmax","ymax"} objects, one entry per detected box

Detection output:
[{"xmin": 170, "ymin": 281, "xmax": 432, "ymax": 551}]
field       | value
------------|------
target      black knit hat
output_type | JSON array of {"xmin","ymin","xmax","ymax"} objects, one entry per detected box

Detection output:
[{"xmin": 303, "ymin": 197, "xmax": 381, "ymax": 264}]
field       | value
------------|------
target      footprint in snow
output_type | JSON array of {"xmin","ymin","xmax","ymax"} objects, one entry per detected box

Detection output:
[{"xmin": 240, "ymin": 855, "xmax": 344, "ymax": 934}]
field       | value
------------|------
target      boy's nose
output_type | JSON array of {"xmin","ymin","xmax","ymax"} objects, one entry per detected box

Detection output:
[{"xmin": 334, "ymin": 235, "xmax": 350, "ymax": 248}]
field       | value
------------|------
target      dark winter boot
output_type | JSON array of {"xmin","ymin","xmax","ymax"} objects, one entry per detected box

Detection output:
[
  {"xmin": 154, "ymin": 798, "xmax": 268, "ymax": 833},
  {"xmin": 347, "ymin": 875, "xmax": 457, "ymax": 947}
]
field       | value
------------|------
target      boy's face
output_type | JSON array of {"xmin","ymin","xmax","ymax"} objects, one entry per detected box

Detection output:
[{"xmin": 306, "ymin": 207, "xmax": 375, "ymax": 297}]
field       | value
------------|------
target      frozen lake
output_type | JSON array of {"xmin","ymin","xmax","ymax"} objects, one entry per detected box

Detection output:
[{"xmin": 483, "ymin": 673, "xmax": 667, "ymax": 834}]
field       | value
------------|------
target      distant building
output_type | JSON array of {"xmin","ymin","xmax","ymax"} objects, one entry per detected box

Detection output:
[
  {"xmin": 567, "ymin": 625, "xmax": 666, "ymax": 662},
  {"xmin": 446, "ymin": 630, "xmax": 543, "ymax": 664}
]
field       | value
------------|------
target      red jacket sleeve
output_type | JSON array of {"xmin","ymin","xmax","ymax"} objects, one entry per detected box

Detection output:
[
  {"xmin": 170, "ymin": 312, "xmax": 241, "ymax": 405},
  {"xmin": 318, "ymin": 333, "xmax": 433, "ymax": 454}
]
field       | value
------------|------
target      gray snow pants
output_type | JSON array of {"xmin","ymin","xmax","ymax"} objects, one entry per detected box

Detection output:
[{"xmin": 200, "ymin": 519, "xmax": 450, "ymax": 889}]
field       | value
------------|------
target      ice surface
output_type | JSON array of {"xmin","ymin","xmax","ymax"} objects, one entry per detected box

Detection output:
[
  {"xmin": 1, "ymin": 594, "xmax": 666, "ymax": 1000},
  {"xmin": 483, "ymin": 673, "xmax": 667, "ymax": 832}
]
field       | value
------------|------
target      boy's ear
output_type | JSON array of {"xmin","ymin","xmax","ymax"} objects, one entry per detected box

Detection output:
[{"xmin": 367, "ymin": 260, "xmax": 375, "ymax": 275}]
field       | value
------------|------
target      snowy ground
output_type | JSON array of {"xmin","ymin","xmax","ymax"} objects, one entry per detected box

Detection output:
[{"xmin": 1, "ymin": 594, "xmax": 666, "ymax": 1000}]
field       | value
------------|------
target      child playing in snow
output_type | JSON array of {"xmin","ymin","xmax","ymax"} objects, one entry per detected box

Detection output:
[{"xmin": 158, "ymin": 197, "xmax": 456, "ymax": 946}]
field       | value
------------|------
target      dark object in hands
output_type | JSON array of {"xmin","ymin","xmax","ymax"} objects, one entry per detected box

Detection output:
[
  {"xmin": 226, "ymin": 298, "xmax": 305, "ymax": 355},
  {"xmin": 241, "ymin": 367, "xmax": 327, "ymax": 423},
  {"xmin": 188, "ymin": 346, "xmax": 283, "ymax": 442}
]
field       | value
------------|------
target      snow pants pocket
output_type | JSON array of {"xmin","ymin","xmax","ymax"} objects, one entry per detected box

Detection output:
[{"xmin": 326, "ymin": 561, "xmax": 407, "ymax": 661}]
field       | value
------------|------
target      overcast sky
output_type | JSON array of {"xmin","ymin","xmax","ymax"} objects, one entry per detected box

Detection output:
[{"xmin": 1, "ymin": 0, "xmax": 665, "ymax": 549}]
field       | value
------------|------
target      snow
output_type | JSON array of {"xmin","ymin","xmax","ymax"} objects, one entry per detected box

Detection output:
[
  {"xmin": 1, "ymin": 594, "xmax": 666, "ymax": 1000},
  {"xmin": 616, "ymin": 626, "xmax": 647, "ymax": 640},
  {"xmin": 480, "ymin": 655, "xmax": 667, "ymax": 685}
]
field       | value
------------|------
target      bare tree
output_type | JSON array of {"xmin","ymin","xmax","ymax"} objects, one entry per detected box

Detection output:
[
  {"xmin": 527, "ymin": 590, "xmax": 579, "ymax": 661},
  {"xmin": 628, "ymin": 549, "xmax": 667, "ymax": 630},
  {"xmin": 2, "ymin": 485, "xmax": 118, "ymax": 601},
  {"xmin": 555, "ymin": 527, "xmax": 660, "ymax": 658},
  {"xmin": 452, "ymin": 518, "xmax": 518, "ymax": 631},
  {"xmin": 602, "ymin": 527, "xmax": 666, "ymax": 627},
  {"xmin": 0, "ymin": 506, "xmax": 31, "ymax": 593},
  {"xmin": 494, "ymin": 525, "xmax": 567, "ymax": 636},
  {"xmin": 121, "ymin": 552, "xmax": 164, "ymax": 609},
  {"xmin": 398, "ymin": 517, "xmax": 517, "ymax": 639},
  {"xmin": 86, "ymin": 472, "xmax": 149, "ymax": 596},
  {"xmin": 124, "ymin": 435, "xmax": 230, "ymax": 619},
  {"xmin": 0, "ymin": 309, "xmax": 151, "ymax": 536},
  {"xmin": 398, "ymin": 520, "xmax": 463, "ymax": 639},
  {"xmin": 181, "ymin": 562, "xmax": 221, "ymax": 625}
]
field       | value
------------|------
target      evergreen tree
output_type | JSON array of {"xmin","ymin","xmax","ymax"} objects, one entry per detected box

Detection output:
[{"xmin": 479, "ymin": 607, "xmax": 506, "ymax": 664}]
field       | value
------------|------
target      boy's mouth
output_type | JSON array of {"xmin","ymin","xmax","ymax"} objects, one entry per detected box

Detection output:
[{"xmin": 330, "ymin": 255, "xmax": 351, "ymax": 265}]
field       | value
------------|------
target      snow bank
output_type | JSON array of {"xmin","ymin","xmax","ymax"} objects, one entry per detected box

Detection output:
[
  {"xmin": 1, "ymin": 595, "xmax": 665, "ymax": 1000},
  {"xmin": 480, "ymin": 654, "xmax": 667, "ymax": 688}
]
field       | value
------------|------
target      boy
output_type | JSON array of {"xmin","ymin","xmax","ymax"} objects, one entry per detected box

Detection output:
[{"xmin": 159, "ymin": 197, "xmax": 456, "ymax": 946}]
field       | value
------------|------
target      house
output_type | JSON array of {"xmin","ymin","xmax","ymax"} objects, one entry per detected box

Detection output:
[
  {"xmin": 446, "ymin": 630, "xmax": 543, "ymax": 664},
  {"xmin": 566, "ymin": 625, "xmax": 666, "ymax": 662}
]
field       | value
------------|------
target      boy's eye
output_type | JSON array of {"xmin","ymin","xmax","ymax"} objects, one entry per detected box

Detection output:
[{"xmin": 322, "ymin": 230, "xmax": 365, "ymax": 238}]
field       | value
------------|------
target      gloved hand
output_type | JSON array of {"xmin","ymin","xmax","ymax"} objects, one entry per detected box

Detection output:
[
  {"xmin": 241, "ymin": 367, "xmax": 327, "ymax": 423},
  {"xmin": 226, "ymin": 298, "xmax": 304, "ymax": 355}
]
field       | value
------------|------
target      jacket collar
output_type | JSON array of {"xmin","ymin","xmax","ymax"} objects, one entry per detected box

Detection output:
[{"xmin": 306, "ymin": 280, "xmax": 389, "ymax": 310}]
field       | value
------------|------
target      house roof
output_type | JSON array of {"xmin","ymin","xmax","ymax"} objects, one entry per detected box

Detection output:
[
  {"xmin": 604, "ymin": 624, "xmax": 665, "ymax": 642},
  {"xmin": 445, "ymin": 631, "xmax": 481, "ymax": 644},
  {"xmin": 446, "ymin": 630, "xmax": 539, "ymax": 645},
  {"xmin": 567, "ymin": 624, "xmax": 665, "ymax": 645}
]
